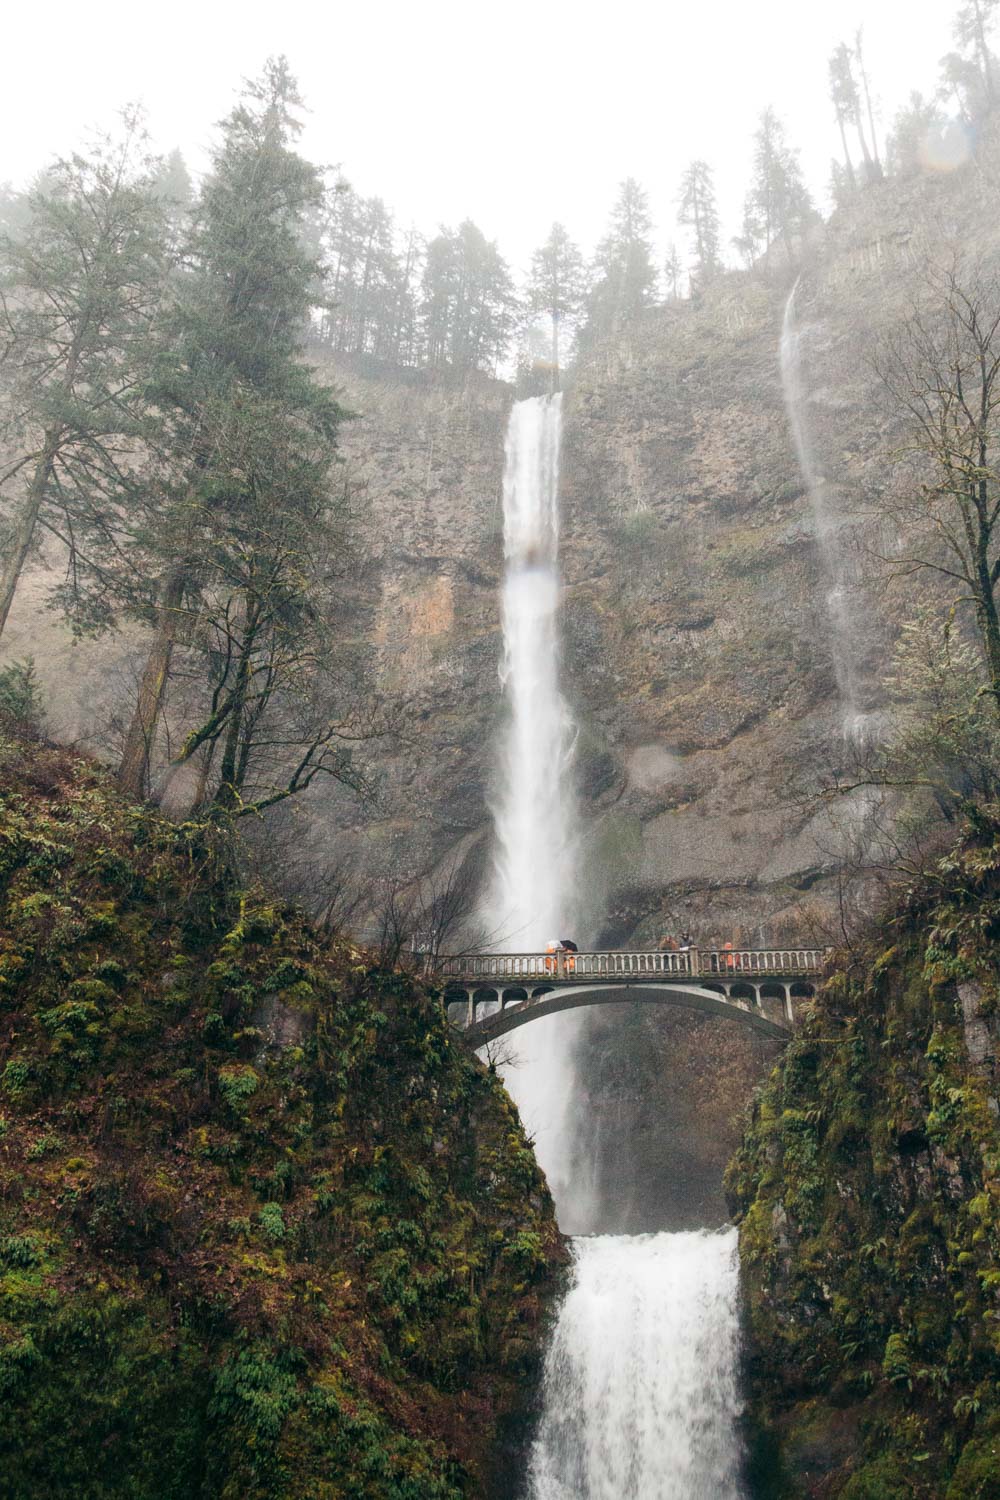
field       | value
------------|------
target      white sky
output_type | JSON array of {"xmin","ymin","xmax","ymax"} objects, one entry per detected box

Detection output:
[{"xmin": 4, "ymin": 0, "xmax": 957, "ymax": 274}]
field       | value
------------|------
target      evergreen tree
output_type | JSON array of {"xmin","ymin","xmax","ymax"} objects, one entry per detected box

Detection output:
[
  {"xmin": 157, "ymin": 386, "xmax": 378, "ymax": 817},
  {"xmin": 0, "ymin": 183, "xmax": 29, "ymax": 236},
  {"xmin": 0, "ymin": 114, "xmax": 167, "ymax": 640},
  {"xmin": 584, "ymin": 178, "xmax": 656, "ymax": 341},
  {"xmin": 854, "ymin": 29, "xmax": 883, "ymax": 177},
  {"xmin": 828, "ymin": 44, "xmax": 861, "ymax": 190},
  {"xmin": 318, "ymin": 185, "xmax": 418, "ymax": 364},
  {"xmin": 886, "ymin": 92, "xmax": 947, "ymax": 175},
  {"xmin": 677, "ymin": 161, "xmax": 721, "ymax": 287},
  {"xmin": 829, "ymin": 41, "xmax": 883, "ymax": 186},
  {"xmin": 118, "ymin": 58, "xmax": 351, "ymax": 799},
  {"xmin": 418, "ymin": 220, "xmax": 516, "ymax": 374},
  {"xmin": 526, "ymin": 222, "xmax": 586, "ymax": 389},
  {"xmin": 664, "ymin": 242, "xmax": 683, "ymax": 301},
  {"xmin": 737, "ymin": 108, "xmax": 814, "ymax": 267},
  {"xmin": 941, "ymin": 0, "xmax": 998, "ymax": 118},
  {"xmin": 955, "ymin": 0, "xmax": 998, "ymax": 105},
  {"xmin": 392, "ymin": 225, "xmax": 424, "ymax": 367},
  {"xmin": 151, "ymin": 148, "xmax": 194, "ymax": 249}
]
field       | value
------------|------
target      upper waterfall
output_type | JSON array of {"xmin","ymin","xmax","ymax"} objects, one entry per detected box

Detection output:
[
  {"xmin": 487, "ymin": 393, "xmax": 577, "ymax": 948},
  {"xmin": 483, "ymin": 394, "xmax": 593, "ymax": 1228}
]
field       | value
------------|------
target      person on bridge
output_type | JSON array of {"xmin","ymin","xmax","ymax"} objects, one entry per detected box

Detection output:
[{"xmin": 559, "ymin": 939, "xmax": 577, "ymax": 973}]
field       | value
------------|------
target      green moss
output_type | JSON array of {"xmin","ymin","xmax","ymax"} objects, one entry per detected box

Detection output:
[
  {"xmin": 0, "ymin": 736, "xmax": 564, "ymax": 1498},
  {"xmin": 731, "ymin": 807, "xmax": 1000, "ymax": 1496}
]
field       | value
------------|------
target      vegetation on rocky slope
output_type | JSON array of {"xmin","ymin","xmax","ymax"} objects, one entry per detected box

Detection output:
[
  {"xmin": 0, "ymin": 734, "xmax": 562, "ymax": 1499},
  {"xmin": 728, "ymin": 810, "xmax": 1000, "ymax": 1498}
]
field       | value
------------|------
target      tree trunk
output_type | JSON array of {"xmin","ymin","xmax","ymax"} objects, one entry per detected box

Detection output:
[
  {"xmin": 858, "ymin": 49, "xmax": 882, "ymax": 173},
  {"xmin": 836, "ymin": 113, "xmax": 857, "ymax": 191},
  {"xmin": 212, "ymin": 677, "xmax": 247, "ymax": 812},
  {"xmin": 0, "ymin": 429, "xmax": 61, "ymax": 640},
  {"xmin": 550, "ymin": 312, "xmax": 560, "ymax": 396},
  {"xmin": 975, "ymin": 0, "xmax": 996, "ymax": 102},
  {"xmin": 211, "ymin": 603, "xmax": 256, "ymax": 812},
  {"xmin": 856, "ymin": 119, "xmax": 874, "ymax": 175},
  {"xmin": 974, "ymin": 519, "xmax": 1000, "ymax": 724},
  {"xmin": 978, "ymin": 585, "xmax": 1000, "ymax": 726},
  {"xmin": 118, "ymin": 567, "xmax": 187, "ymax": 797}
]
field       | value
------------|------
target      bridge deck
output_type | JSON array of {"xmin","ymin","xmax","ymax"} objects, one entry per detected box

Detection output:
[
  {"xmin": 435, "ymin": 948, "xmax": 826, "ymax": 1043},
  {"xmin": 438, "ymin": 947, "xmax": 825, "ymax": 985}
]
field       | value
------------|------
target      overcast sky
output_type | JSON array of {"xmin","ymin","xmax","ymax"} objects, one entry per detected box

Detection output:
[{"xmin": 4, "ymin": 0, "xmax": 959, "ymax": 274}]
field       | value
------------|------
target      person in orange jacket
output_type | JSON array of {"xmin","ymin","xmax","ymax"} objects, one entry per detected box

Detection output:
[{"xmin": 559, "ymin": 938, "xmax": 578, "ymax": 974}]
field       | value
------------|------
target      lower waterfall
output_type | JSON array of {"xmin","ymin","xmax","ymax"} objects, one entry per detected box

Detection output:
[
  {"xmin": 487, "ymin": 396, "xmax": 746, "ymax": 1496},
  {"xmin": 527, "ymin": 1231, "xmax": 745, "ymax": 1500}
]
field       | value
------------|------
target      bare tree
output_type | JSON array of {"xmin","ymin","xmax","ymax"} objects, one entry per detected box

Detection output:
[
  {"xmin": 481, "ymin": 1036, "xmax": 520, "ymax": 1074},
  {"xmin": 370, "ymin": 850, "xmax": 494, "ymax": 971},
  {"xmin": 876, "ymin": 266, "xmax": 1000, "ymax": 724}
]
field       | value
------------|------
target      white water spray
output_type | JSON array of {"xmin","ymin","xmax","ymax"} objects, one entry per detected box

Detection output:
[
  {"xmin": 528, "ymin": 1231, "xmax": 745, "ymax": 1500},
  {"xmin": 489, "ymin": 394, "xmax": 577, "ymax": 937},
  {"xmin": 484, "ymin": 394, "xmax": 589, "ymax": 1222}
]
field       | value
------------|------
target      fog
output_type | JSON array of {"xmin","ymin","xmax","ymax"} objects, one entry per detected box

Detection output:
[{"xmin": 6, "ymin": 0, "xmax": 954, "ymax": 267}]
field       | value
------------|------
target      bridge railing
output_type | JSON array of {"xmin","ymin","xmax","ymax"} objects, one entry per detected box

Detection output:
[
  {"xmin": 571, "ymin": 949, "xmax": 694, "ymax": 977},
  {"xmin": 438, "ymin": 948, "xmax": 826, "ymax": 983},
  {"xmin": 699, "ymin": 949, "xmax": 825, "ymax": 977},
  {"xmin": 438, "ymin": 952, "xmax": 563, "ymax": 981}
]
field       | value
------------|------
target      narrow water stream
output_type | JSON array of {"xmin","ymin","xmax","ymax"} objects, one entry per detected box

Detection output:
[{"xmin": 485, "ymin": 397, "xmax": 746, "ymax": 1497}]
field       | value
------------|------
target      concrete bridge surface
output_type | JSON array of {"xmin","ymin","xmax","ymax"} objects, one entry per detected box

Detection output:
[{"xmin": 436, "ymin": 948, "xmax": 826, "ymax": 1044}]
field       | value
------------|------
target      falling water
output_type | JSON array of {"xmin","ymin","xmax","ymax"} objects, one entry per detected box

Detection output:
[
  {"xmin": 484, "ymin": 393, "xmax": 589, "ymax": 1222},
  {"xmin": 528, "ymin": 1231, "xmax": 745, "ymax": 1500},
  {"xmin": 780, "ymin": 279, "xmax": 874, "ymax": 743},
  {"xmin": 489, "ymin": 394, "xmax": 577, "ymax": 936},
  {"xmin": 485, "ymin": 396, "xmax": 746, "ymax": 1495}
]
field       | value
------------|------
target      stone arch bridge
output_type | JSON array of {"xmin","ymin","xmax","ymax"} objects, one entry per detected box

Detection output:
[{"xmin": 437, "ymin": 948, "xmax": 826, "ymax": 1046}]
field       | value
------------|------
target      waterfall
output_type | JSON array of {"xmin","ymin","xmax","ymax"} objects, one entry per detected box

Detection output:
[
  {"xmin": 485, "ymin": 394, "xmax": 592, "ymax": 1226},
  {"xmin": 489, "ymin": 394, "xmax": 577, "ymax": 942},
  {"xmin": 780, "ymin": 280, "xmax": 873, "ymax": 743},
  {"xmin": 485, "ymin": 396, "xmax": 746, "ymax": 1495},
  {"xmin": 528, "ymin": 1231, "xmax": 745, "ymax": 1500}
]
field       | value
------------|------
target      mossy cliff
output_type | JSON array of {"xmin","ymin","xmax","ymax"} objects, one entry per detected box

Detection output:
[
  {"xmin": 0, "ymin": 736, "xmax": 562, "ymax": 1499},
  {"xmin": 728, "ymin": 812, "xmax": 1000, "ymax": 1498}
]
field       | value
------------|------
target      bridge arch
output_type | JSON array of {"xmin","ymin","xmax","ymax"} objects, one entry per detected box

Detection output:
[{"xmin": 463, "ymin": 981, "xmax": 791, "ymax": 1046}]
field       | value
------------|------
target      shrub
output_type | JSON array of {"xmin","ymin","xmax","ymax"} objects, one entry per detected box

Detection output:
[{"xmin": 0, "ymin": 659, "xmax": 44, "ymax": 739}]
